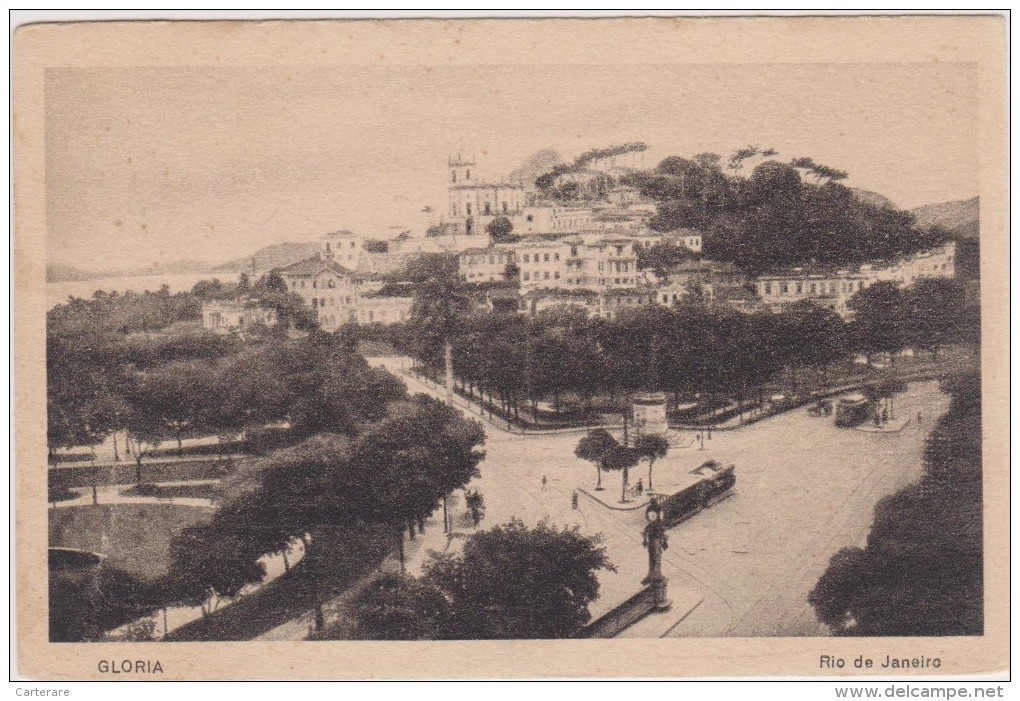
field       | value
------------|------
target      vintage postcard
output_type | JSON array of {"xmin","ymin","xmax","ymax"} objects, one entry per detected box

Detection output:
[{"xmin": 13, "ymin": 15, "xmax": 1008, "ymax": 680}]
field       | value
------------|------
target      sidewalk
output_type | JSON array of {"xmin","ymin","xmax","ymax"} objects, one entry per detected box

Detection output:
[
  {"xmin": 855, "ymin": 417, "xmax": 911, "ymax": 433},
  {"xmin": 51, "ymin": 481, "xmax": 218, "ymax": 510}
]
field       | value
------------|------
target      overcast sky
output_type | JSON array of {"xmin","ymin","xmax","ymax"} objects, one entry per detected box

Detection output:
[{"xmin": 45, "ymin": 62, "xmax": 977, "ymax": 270}]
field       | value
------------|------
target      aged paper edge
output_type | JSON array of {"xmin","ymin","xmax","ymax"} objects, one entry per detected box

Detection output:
[{"xmin": 13, "ymin": 16, "xmax": 1009, "ymax": 680}]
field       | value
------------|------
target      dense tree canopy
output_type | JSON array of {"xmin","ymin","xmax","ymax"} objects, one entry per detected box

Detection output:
[
  {"xmin": 484, "ymin": 216, "xmax": 516, "ymax": 244},
  {"xmin": 317, "ymin": 519, "xmax": 614, "ymax": 640},
  {"xmin": 620, "ymin": 149, "xmax": 949, "ymax": 276},
  {"xmin": 809, "ymin": 373, "xmax": 983, "ymax": 636},
  {"xmin": 425, "ymin": 518, "xmax": 615, "ymax": 639}
]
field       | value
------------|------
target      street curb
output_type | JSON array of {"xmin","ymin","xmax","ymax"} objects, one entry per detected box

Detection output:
[
  {"xmin": 577, "ymin": 488, "xmax": 649, "ymax": 511},
  {"xmin": 854, "ymin": 418, "xmax": 911, "ymax": 433}
]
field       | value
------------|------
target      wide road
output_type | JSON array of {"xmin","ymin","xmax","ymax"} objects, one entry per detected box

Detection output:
[{"xmin": 375, "ymin": 358, "xmax": 949, "ymax": 638}]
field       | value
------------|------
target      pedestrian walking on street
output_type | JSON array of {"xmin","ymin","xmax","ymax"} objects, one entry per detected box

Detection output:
[
  {"xmin": 542, "ymin": 475, "xmax": 548, "ymax": 491},
  {"xmin": 571, "ymin": 491, "xmax": 579, "ymax": 510}
]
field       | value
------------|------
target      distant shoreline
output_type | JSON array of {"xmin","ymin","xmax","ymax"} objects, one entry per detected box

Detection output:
[{"xmin": 47, "ymin": 271, "xmax": 240, "ymax": 309}]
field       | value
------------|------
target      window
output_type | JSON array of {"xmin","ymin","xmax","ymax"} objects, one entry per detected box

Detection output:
[
  {"xmin": 554, "ymin": 253, "xmax": 560, "ymax": 261},
  {"xmin": 544, "ymin": 272, "xmax": 550, "ymax": 280},
  {"xmin": 523, "ymin": 272, "xmax": 530, "ymax": 281},
  {"xmin": 765, "ymin": 282, "xmax": 772, "ymax": 295},
  {"xmin": 466, "ymin": 203, "xmax": 472, "ymax": 216},
  {"xmin": 571, "ymin": 246, "xmax": 578, "ymax": 257},
  {"xmin": 502, "ymin": 202, "xmax": 508, "ymax": 213},
  {"xmin": 484, "ymin": 202, "xmax": 492, "ymax": 215},
  {"xmin": 313, "ymin": 280, "xmax": 318, "ymax": 289},
  {"xmin": 451, "ymin": 170, "xmax": 457, "ymax": 182},
  {"xmin": 780, "ymin": 283, "xmax": 788, "ymax": 294},
  {"xmin": 466, "ymin": 169, "xmax": 471, "ymax": 180},
  {"xmin": 809, "ymin": 283, "xmax": 816, "ymax": 294},
  {"xmin": 554, "ymin": 271, "xmax": 560, "ymax": 279},
  {"xmin": 523, "ymin": 254, "xmax": 530, "ymax": 263},
  {"xmin": 795, "ymin": 282, "xmax": 802, "ymax": 294},
  {"xmin": 328, "ymin": 279, "xmax": 335, "ymax": 288}
]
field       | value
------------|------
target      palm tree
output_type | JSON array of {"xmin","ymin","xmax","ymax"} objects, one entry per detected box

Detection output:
[{"xmin": 633, "ymin": 433, "xmax": 670, "ymax": 492}]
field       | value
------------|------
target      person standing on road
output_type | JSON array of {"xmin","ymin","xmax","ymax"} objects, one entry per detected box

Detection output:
[
  {"xmin": 571, "ymin": 491, "xmax": 579, "ymax": 510},
  {"xmin": 542, "ymin": 475, "xmax": 548, "ymax": 491}
]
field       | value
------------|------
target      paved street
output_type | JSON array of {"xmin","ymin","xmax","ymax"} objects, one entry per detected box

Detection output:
[{"xmin": 376, "ymin": 357, "xmax": 950, "ymax": 638}]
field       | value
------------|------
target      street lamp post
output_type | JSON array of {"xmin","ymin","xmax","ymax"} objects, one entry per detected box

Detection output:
[{"xmin": 641, "ymin": 498, "xmax": 672, "ymax": 611}]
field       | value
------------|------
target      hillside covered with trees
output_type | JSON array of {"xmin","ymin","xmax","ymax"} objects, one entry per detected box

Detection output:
[{"xmin": 535, "ymin": 143, "xmax": 954, "ymax": 276}]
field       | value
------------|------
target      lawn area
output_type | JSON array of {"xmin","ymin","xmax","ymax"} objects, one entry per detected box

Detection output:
[
  {"xmin": 164, "ymin": 524, "xmax": 395, "ymax": 641},
  {"xmin": 48, "ymin": 503, "xmax": 213, "ymax": 581},
  {"xmin": 119, "ymin": 481, "xmax": 219, "ymax": 500}
]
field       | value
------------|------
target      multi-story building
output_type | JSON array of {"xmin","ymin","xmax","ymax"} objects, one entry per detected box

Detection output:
[
  {"xmin": 322, "ymin": 230, "xmax": 364, "ymax": 269},
  {"xmin": 457, "ymin": 245, "xmax": 516, "ymax": 283},
  {"xmin": 515, "ymin": 239, "xmax": 570, "ymax": 290},
  {"xmin": 356, "ymin": 295, "xmax": 415, "ymax": 325},
  {"xmin": 501, "ymin": 236, "xmax": 641, "ymax": 292},
  {"xmin": 518, "ymin": 286, "xmax": 656, "ymax": 320},
  {"xmin": 670, "ymin": 228, "xmax": 704, "ymax": 254},
  {"xmin": 201, "ymin": 298, "xmax": 279, "ymax": 334},
  {"xmin": 570, "ymin": 238, "xmax": 640, "ymax": 289},
  {"xmin": 447, "ymin": 155, "xmax": 526, "ymax": 237},
  {"xmin": 279, "ymin": 255, "xmax": 363, "ymax": 331},
  {"xmin": 756, "ymin": 271, "xmax": 870, "ymax": 318},
  {"xmin": 596, "ymin": 288, "xmax": 658, "ymax": 319},
  {"xmin": 754, "ymin": 242, "xmax": 957, "ymax": 318}
]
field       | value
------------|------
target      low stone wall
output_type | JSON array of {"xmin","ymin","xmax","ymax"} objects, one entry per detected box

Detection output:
[{"xmin": 577, "ymin": 586, "xmax": 656, "ymax": 639}]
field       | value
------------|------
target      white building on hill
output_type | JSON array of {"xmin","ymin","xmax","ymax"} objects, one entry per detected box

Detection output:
[
  {"xmin": 755, "ymin": 242, "xmax": 957, "ymax": 318},
  {"xmin": 202, "ymin": 298, "xmax": 279, "ymax": 334}
]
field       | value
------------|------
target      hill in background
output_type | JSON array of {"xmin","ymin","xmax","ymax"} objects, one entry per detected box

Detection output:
[
  {"xmin": 213, "ymin": 241, "xmax": 320, "ymax": 276},
  {"xmin": 910, "ymin": 196, "xmax": 980, "ymax": 239},
  {"xmin": 504, "ymin": 149, "xmax": 564, "ymax": 186},
  {"xmin": 850, "ymin": 188, "xmax": 898, "ymax": 211}
]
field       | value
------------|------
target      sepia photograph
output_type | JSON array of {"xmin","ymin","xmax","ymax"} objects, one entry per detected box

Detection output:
[{"xmin": 14, "ymin": 14, "xmax": 1008, "ymax": 680}]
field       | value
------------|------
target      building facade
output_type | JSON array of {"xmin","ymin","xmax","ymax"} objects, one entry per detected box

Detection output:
[
  {"xmin": 279, "ymin": 255, "xmax": 363, "ymax": 331},
  {"xmin": 356, "ymin": 295, "xmax": 414, "ymax": 325},
  {"xmin": 202, "ymin": 299, "xmax": 279, "ymax": 334},
  {"xmin": 754, "ymin": 242, "xmax": 957, "ymax": 319},
  {"xmin": 322, "ymin": 230, "xmax": 364, "ymax": 269},
  {"xmin": 447, "ymin": 155, "xmax": 526, "ymax": 237},
  {"xmin": 458, "ymin": 245, "xmax": 516, "ymax": 283}
]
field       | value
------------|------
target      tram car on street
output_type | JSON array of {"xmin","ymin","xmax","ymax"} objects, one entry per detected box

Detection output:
[
  {"xmin": 658, "ymin": 460, "xmax": 736, "ymax": 528},
  {"xmin": 834, "ymin": 393, "xmax": 874, "ymax": 427}
]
